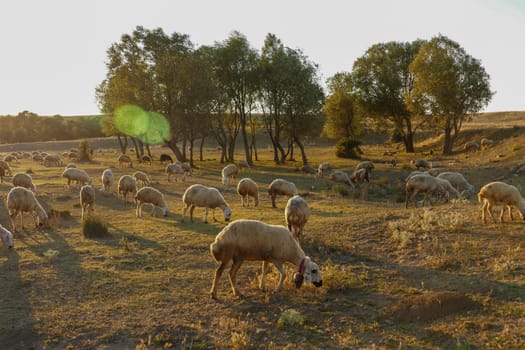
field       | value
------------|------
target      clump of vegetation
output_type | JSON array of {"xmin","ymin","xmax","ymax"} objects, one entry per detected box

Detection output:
[
  {"xmin": 321, "ymin": 260, "xmax": 364, "ymax": 292},
  {"xmin": 82, "ymin": 215, "xmax": 109, "ymax": 238},
  {"xmin": 78, "ymin": 139, "xmax": 92, "ymax": 161},
  {"xmin": 332, "ymin": 184, "xmax": 351, "ymax": 197},
  {"xmin": 335, "ymin": 137, "xmax": 362, "ymax": 159},
  {"xmin": 277, "ymin": 309, "xmax": 305, "ymax": 329}
]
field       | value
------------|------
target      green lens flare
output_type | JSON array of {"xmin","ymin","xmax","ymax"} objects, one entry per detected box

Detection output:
[{"xmin": 114, "ymin": 105, "xmax": 170, "ymax": 145}]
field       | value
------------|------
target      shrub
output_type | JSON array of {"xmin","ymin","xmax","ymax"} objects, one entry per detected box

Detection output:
[
  {"xmin": 82, "ymin": 215, "xmax": 109, "ymax": 238},
  {"xmin": 335, "ymin": 137, "xmax": 362, "ymax": 159},
  {"xmin": 332, "ymin": 184, "xmax": 351, "ymax": 197},
  {"xmin": 78, "ymin": 139, "xmax": 92, "ymax": 162}
]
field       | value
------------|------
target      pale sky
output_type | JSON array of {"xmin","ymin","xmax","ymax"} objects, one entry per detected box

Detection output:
[{"xmin": 1, "ymin": 0, "xmax": 524, "ymax": 116}]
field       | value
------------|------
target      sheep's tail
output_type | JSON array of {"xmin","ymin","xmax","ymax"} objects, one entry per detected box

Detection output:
[{"xmin": 210, "ymin": 241, "xmax": 220, "ymax": 262}]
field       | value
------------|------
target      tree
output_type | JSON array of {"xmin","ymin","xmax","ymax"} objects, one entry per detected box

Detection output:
[
  {"xmin": 408, "ymin": 35, "xmax": 493, "ymax": 154},
  {"xmin": 352, "ymin": 40, "xmax": 424, "ymax": 152}
]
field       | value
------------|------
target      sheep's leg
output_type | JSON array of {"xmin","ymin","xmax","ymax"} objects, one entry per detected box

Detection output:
[
  {"xmin": 481, "ymin": 200, "xmax": 489, "ymax": 224},
  {"xmin": 272, "ymin": 261, "xmax": 286, "ymax": 293},
  {"xmin": 181, "ymin": 205, "xmax": 187, "ymax": 223},
  {"xmin": 507, "ymin": 205, "xmax": 514, "ymax": 221},
  {"xmin": 228, "ymin": 257, "xmax": 244, "ymax": 297},
  {"xmin": 212, "ymin": 209, "xmax": 218, "ymax": 222},
  {"xmin": 81, "ymin": 205, "xmax": 85, "ymax": 220},
  {"xmin": 136, "ymin": 203, "xmax": 142, "ymax": 218},
  {"xmin": 259, "ymin": 261, "xmax": 269, "ymax": 292},
  {"xmin": 210, "ymin": 261, "xmax": 228, "ymax": 299},
  {"xmin": 271, "ymin": 195, "xmax": 277, "ymax": 208},
  {"xmin": 486, "ymin": 202, "xmax": 497, "ymax": 223},
  {"xmin": 9, "ymin": 210, "xmax": 18, "ymax": 233},
  {"xmin": 404, "ymin": 190, "xmax": 411, "ymax": 208},
  {"xmin": 150, "ymin": 204, "xmax": 156, "ymax": 217}
]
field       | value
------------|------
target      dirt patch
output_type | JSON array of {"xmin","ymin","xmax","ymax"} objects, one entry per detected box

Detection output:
[{"xmin": 384, "ymin": 291, "xmax": 478, "ymax": 323}]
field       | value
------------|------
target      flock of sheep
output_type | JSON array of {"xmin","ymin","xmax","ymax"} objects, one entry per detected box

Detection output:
[{"xmin": 1, "ymin": 146, "xmax": 524, "ymax": 299}]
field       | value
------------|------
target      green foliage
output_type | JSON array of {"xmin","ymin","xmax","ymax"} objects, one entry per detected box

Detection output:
[
  {"xmin": 323, "ymin": 90, "xmax": 361, "ymax": 139},
  {"xmin": 335, "ymin": 137, "xmax": 362, "ymax": 159},
  {"xmin": 276, "ymin": 309, "xmax": 305, "ymax": 329},
  {"xmin": 82, "ymin": 216, "xmax": 109, "ymax": 239},
  {"xmin": 332, "ymin": 184, "xmax": 351, "ymax": 197}
]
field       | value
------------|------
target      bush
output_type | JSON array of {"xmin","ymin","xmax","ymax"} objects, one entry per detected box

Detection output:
[
  {"xmin": 335, "ymin": 137, "xmax": 362, "ymax": 159},
  {"xmin": 78, "ymin": 139, "xmax": 92, "ymax": 162},
  {"xmin": 82, "ymin": 216, "xmax": 109, "ymax": 238},
  {"xmin": 332, "ymin": 184, "xmax": 351, "ymax": 197}
]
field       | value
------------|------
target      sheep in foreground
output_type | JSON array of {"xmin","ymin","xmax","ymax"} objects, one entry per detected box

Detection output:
[
  {"xmin": 0, "ymin": 160, "xmax": 13, "ymax": 176},
  {"xmin": 480, "ymin": 138, "xmax": 494, "ymax": 149},
  {"xmin": 182, "ymin": 184, "xmax": 232, "ymax": 223},
  {"xmin": 317, "ymin": 162, "xmax": 332, "ymax": 178},
  {"xmin": 133, "ymin": 171, "xmax": 150, "ymax": 187},
  {"xmin": 405, "ymin": 174, "xmax": 449, "ymax": 208},
  {"xmin": 285, "ymin": 195, "xmax": 310, "ymax": 241},
  {"xmin": 80, "ymin": 185, "xmax": 95, "ymax": 220},
  {"xmin": 268, "ymin": 179, "xmax": 298, "ymax": 208},
  {"xmin": 101, "ymin": 169, "xmax": 115, "ymax": 192},
  {"xmin": 436, "ymin": 172, "xmax": 475, "ymax": 196},
  {"xmin": 7, "ymin": 187, "xmax": 49, "ymax": 232},
  {"xmin": 464, "ymin": 141, "xmax": 480, "ymax": 152},
  {"xmin": 134, "ymin": 186, "xmax": 168, "ymax": 218},
  {"xmin": 329, "ymin": 170, "xmax": 355, "ymax": 190},
  {"xmin": 118, "ymin": 175, "xmax": 137, "ymax": 203},
  {"xmin": 0, "ymin": 224, "xmax": 13, "ymax": 249},
  {"xmin": 62, "ymin": 168, "xmax": 92, "ymax": 189},
  {"xmin": 209, "ymin": 219, "xmax": 322, "ymax": 299},
  {"xmin": 411, "ymin": 159, "xmax": 431, "ymax": 170},
  {"xmin": 221, "ymin": 164, "xmax": 238, "ymax": 185},
  {"xmin": 12, "ymin": 173, "xmax": 37, "ymax": 192},
  {"xmin": 478, "ymin": 181, "xmax": 525, "ymax": 224},
  {"xmin": 166, "ymin": 163, "xmax": 185, "ymax": 182},
  {"xmin": 236, "ymin": 178, "xmax": 259, "ymax": 207},
  {"xmin": 118, "ymin": 154, "xmax": 133, "ymax": 168}
]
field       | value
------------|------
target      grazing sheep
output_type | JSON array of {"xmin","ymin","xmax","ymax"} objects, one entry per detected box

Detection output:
[
  {"xmin": 101, "ymin": 169, "xmax": 115, "ymax": 192},
  {"xmin": 221, "ymin": 164, "xmax": 238, "ymax": 185},
  {"xmin": 285, "ymin": 195, "xmax": 310, "ymax": 240},
  {"xmin": 356, "ymin": 161, "xmax": 374, "ymax": 173},
  {"xmin": 133, "ymin": 171, "xmax": 150, "ymax": 187},
  {"xmin": 301, "ymin": 164, "xmax": 317, "ymax": 176},
  {"xmin": 425, "ymin": 168, "xmax": 441, "ymax": 177},
  {"xmin": 436, "ymin": 172, "xmax": 475, "ymax": 196},
  {"xmin": 177, "ymin": 161, "xmax": 193, "ymax": 177},
  {"xmin": 329, "ymin": 170, "xmax": 355, "ymax": 190},
  {"xmin": 182, "ymin": 184, "xmax": 232, "ymax": 223},
  {"xmin": 237, "ymin": 160, "xmax": 251, "ymax": 172},
  {"xmin": 411, "ymin": 159, "xmax": 431, "ymax": 170},
  {"xmin": 0, "ymin": 160, "xmax": 13, "ymax": 175},
  {"xmin": 435, "ymin": 177, "xmax": 460, "ymax": 200},
  {"xmin": 134, "ymin": 186, "xmax": 168, "ymax": 218},
  {"xmin": 166, "ymin": 163, "xmax": 185, "ymax": 182},
  {"xmin": 405, "ymin": 170, "xmax": 427, "ymax": 182},
  {"xmin": 141, "ymin": 155, "xmax": 152, "ymax": 165},
  {"xmin": 209, "ymin": 219, "xmax": 322, "ymax": 299},
  {"xmin": 464, "ymin": 141, "xmax": 480, "ymax": 152},
  {"xmin": 317, "ymin": 162, "xmax": 332, "ymax": 178},
  {"xmin": 65, "ymin": 163, "xmax": 77, "ymax": 169},
  {"xmin": 478, "ymin": 181, "xmax": 525, "ymax": 224},
  {"xmin": 7, "ymin": 187, "xmax": 48, "ymax": 232},
  {"xmin": 3, "ymin": 155, "xmax": 17, "ymax": 163},
  {"xmin": 236, "ymin": 178, "xmax": 259, "ymax": 207},
  {"xmin": 0, "ymin": 224, "xmax": 13, "ymax": 249},
  {"xmin": 268, "ymin": 179, "xmax": 298, "ymax": 208},
  {"xmin": 62, "ymin": 168, "xmax": 92, "ymax": 188},
  {"xmin": 159, "ymin": 153, "xmax": 173, "ymax": 164},
  {"xmin": 32, "ymin": 154, "xmax": 44, "ymax": 163},
  {"xmin": 80, "ymin": 185, "xmax": 95, "ymax": 220},
  {"xmin": 117, "ymin": 175, "xmax": 138, "ymax": 203},
  {"xmin": 480, "ymin": 138, "xmax": 494, "ymax": 149},
  {"xmin": 405, "ymin": 174, "xmax": 449, "ymax": 208},
  {"xmin": 351, "ymin": 168, "xmax": 370, "ymax": 184},
  {"xmin": 12, "ymin": 173, "xmax": 36, "ymax": 192},
  {"xmin": 43, "ymin": 154, "xmax": 62, "ymax": 167},
  {"xmin": 118, "ymin": 154, "xmax": 133, "ymax": 168}
]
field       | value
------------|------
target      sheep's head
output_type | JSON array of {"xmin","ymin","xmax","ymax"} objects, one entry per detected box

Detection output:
[
  {"xmin": 294, "ymin": 257, "xmax": 322, "ymax": 289},
  {"xmin": 1, "ymin": 229, "xmax": 13, "ymax": 249},
  {"xmin": 162, "ymin": 206, "xmax": 169, "ymax": 217},
  {"xmin": 222, "ymin": 207, "xmax": 232, "ymax": 221}
]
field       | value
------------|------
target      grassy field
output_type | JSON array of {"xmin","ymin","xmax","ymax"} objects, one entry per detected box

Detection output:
[{"xmin": 1, "ymin": 113, "xmax": 524, "ymax": 349}]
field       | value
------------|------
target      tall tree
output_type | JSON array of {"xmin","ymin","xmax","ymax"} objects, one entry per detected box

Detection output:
[
  {"xmin": 408, "ymin": 35, "xmax": 493, "ymax": 154},
  {"xmin": 352, "ymin": 40, "xmax": 424, "ymax": 152}
]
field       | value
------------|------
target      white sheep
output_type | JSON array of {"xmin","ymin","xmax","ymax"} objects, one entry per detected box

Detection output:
[
  {"xmin": 118, "ymin": 175, "xmax": 138, "ymax": 203},
  {"xmin": 237, "ymin": 160, "xmax": 251, "ymax": 172},
  {"xmin": 134, "ymin": 186, "xmax": 168, "ymax": 218},
  {"xmin": 329, "ymin": 170, "xmax": 355, "ymax": 190},
  {"xmin": 0, "ymin": 224, "xmax": 13, "ymax": 249},
  {"xmin": 405, "ymin": 174, "xmax": 449, "ymax": 208},
  {"xmin": 436, "ymin": 172, "xmax": 475, "ymax": 196},
  {"xmin": 268, "ymin": 179, "xmax": 298, "ymax": 208},
  {"xmin": 478, "ymin": 181, "xmax": 525, "ymax": 224},
  {"xmin": 209, "ymin": 219, "xmax": 322, "ymax": 299},
  {"xmin": 166, "ymin": 163, "xmax": 185, "ymax": 182},
  {"xmin": 300, "ymin": 164, "xmax": 317, "ymax": 176},
  {"xmin": 80, "ymin": 184, "xmax": 95, "ymax": 220},
  {"xmin": 285, "ymin": 195, "xmax": 310, "ymax": 240},
  {"xmin": 133, "ymin": 171, "xmax": 150, "ymax": 187},
  {"xmin": 65, "ymin": 163, "xmax": 77, "ymax": 169},
  {"xmin": 12, "ymin": 173, "xmax": 36, "ymax": 192},
  {"xmin": 480, "ymin": 138, "xmax": 494, "ymax": 149},
  {"xmin": 62, "ymin": 168, "xmax": 92, "ymax": 188},
  {"xmin": 425, "ymin": 168, "xmax": 441, "ymax": 177},
  {"xmin": 101, "ymin": 169, "xmax": 115, "ymax": 192},
  {"xmin": 177, "ymin": 161, "xmax": 193, "ymax": 177},
  {"xmin": 182, "ymin": 184, "xmax": 232, "ymax": 223},
  {"xmin": 435, "ymin": 177, "xmax": 460, "ymax": 200},
  {"xmin": 350, "ymin": 168, "xmax": 369, "ymax": 184},
  {"xmin": 317, "ymin": 162, "xmax": 332, "ymax": 178},
  {"xmin": 118, "ymin": 154, "xmax": 133, "ymax": 168},
  {"xmin": 236, "ymin": 178, "xmax": 259, "ymax": 207},
  {"xmin": 464, "ymin": 141, "xmax": 480, "ymax": 152},
  {"xmin": 221, "ymin": 164, "xmax": 238, "ymax": 185},
  {"xmin": 6, "ymin": 186, "xmax": 49, "ymax": 232},
  {"xmin": 411, "ymin": 159, "xmax": 431, "ymax": 170},
  {"xmin": 356, "ymin": 160, "xmax": 374, "ymax": 173},
  {"xmin": 43, "ymin": 154, "xmax": 63, "ymax": 167}
]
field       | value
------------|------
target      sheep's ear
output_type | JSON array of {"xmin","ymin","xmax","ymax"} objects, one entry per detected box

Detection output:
[{"xmin": 293, "ymin": 272, "xmax": 304, "ymax": 288}]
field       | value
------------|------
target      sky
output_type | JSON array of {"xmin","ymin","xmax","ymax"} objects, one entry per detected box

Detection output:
[{"xmin": 1, "ymin": 0, "xmax": 524, "ymax": 116}]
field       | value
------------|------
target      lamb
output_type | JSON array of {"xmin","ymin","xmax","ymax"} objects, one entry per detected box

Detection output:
[
  {"xmin": 480, "ymin": 138, "xmax": 494, "ymax": 149},
  {"xmin": 221, "ymin": 164, "xmax": 238, "ymax": 185},
  {"xmin": 6, "ymin": 186, "xmax": 49, "ymax": 232},
  {"xmin": 43, "ymin": 154, "xmax": 62, "ymax": 167},
  {"xmin": 411, "ymin": 159, "xmax": 431, "ymax": 170},
  {"xmin": 134, "ymin": 186, "xmax": 169, "ymax": 218},
  {"xmin": 159, "ymin": 153, "xmax": 173, "ymax": 164},
  {"xmin": 209, "ymin": 219, "xmax": 322, "ymax": 299},
  {"xmin": 464, "ymin": 141, "xmax": 480, "ymax": 152},
  {"xmin": 0, "ymin": 224, "xmax": 13, "ymax": 249},
  {"xmin": 117, "ymin": 175, "xmax": 138, "ymax": 203},
  {"xmin": 236, "ymin": 178, "xmax": 259, "ymax": 207},
  {"xmin": 166, "ymin": 163, "xmax": 185, "ymax": 182},
  {"xmin": 268, "ymin": 179, "xmax": 298, "ymax": 208},
  {"xmin": 12, "ymin": 173, "xmax": 37, "ymax": 192},
  {"xmin": 405, "ymin": 174, "xmax": 450, "ymax": 208},
  {"xmin": 101, "ymin": 169, "xmax": 115, "ymax": 192},
  {"xmin": 351, "ymin": 168, "xmax": 370, "ymax": 184},
  {"xmin": 133, "ymin": 171, "xmax": 150, "ymax": 187},
  {"xmin": 317, "ymin": 162, "xmax": 332, "ymax": 178},
  {"xmin": 0, "ymin": 159, "xmax": 13, "ymax": 175},
  {"xmin": 300, "ymin": 164, "xmax": 317, "ymax": 176},
  {"xmin": 118, "ymin": 154, "xmax": 133, "ymax": 168},
  {"xmin": 80, "ymin": 184, "xmax": 95, "ymax": 220},
  {"xmin": 478, "ymin": 181, "xmax": 525, "ymax": 224},
  {"xmin": 62, "ymin": 168, "xmax": 92, "ymax": 188},
  {"xmin": 436, "ymin": 172, "xmax": 475, "ymax": 196},
  {"xmin": 182, "ymin": 184, "xmax": 232, "ymax": 223},
  {"xmin": 356, "ymin": 160, "xmax": 374, "ymax": 173},
  {"xmin": 329, "ymin": 170, "xmax": 355, "ymax": 190},
  {"xmin": 285, "ymin": 195, "xmax": 310, "ymax": 240}
]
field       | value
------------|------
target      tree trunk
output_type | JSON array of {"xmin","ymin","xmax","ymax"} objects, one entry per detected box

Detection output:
[
  {"xmin": 117, "ymin": 135, "xmax": 128, "ymax": 154},
  {"xmin": 294, "ymin": 136, "xmax": 308, "ymax": 166},
  {"xmin": 403, "ymin": 132, "xmax": 415, "ymax": 153},
  {"xmin": 146, "ymin": 144, "xmax": 152, "ymax": 158},
  {"xmin": 166, "ymin": 140, "xmax": 185, "ymax": 162},
  {"xmin": 442, "ymin": 126, "xmax": 453, "ymax": 155},
  {"xmin": 130, "ymin": 137, "xmax": 141, "ymax": 159},
  {"xmin": 199, "ymin": 136, "xmax": 206, "ymax": 161},
  {"xmin": 189, "ymin": 139, "xmax": 195, "ymax": 167}
]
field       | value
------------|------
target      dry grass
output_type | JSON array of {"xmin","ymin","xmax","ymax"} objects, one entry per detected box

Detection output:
[{"xmin": 0, "ymin": 113, "xmax": 524, "ymax": 349}]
